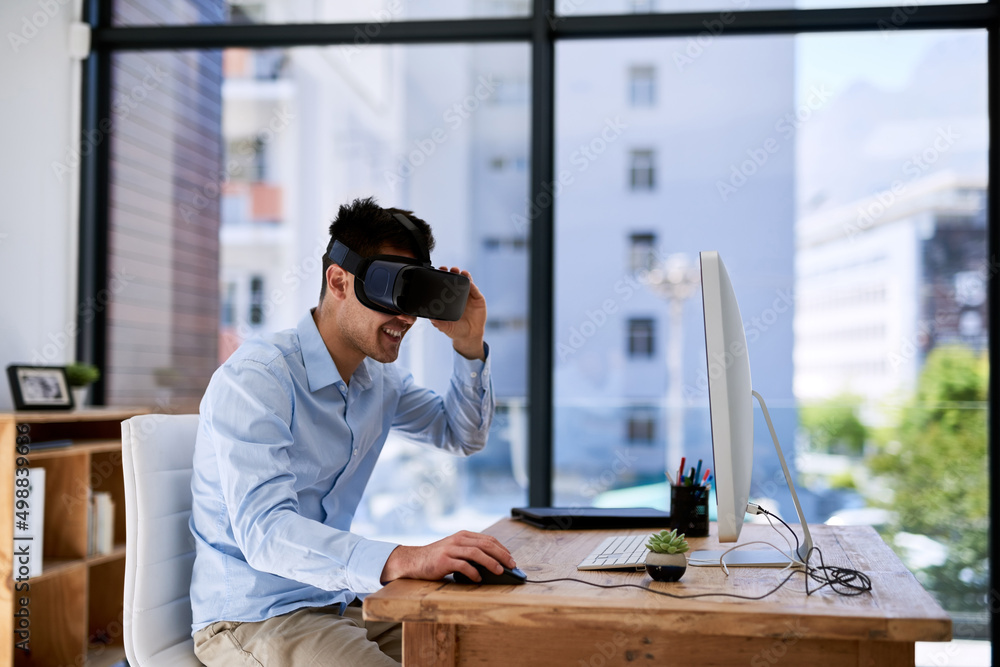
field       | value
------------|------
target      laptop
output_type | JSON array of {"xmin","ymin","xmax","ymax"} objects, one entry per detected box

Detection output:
[{"xmin": 510, "ymin": 507, "xmax": 670, "ymax": 531}]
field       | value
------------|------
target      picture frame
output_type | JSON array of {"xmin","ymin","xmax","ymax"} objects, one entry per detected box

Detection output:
[{"xmin": 6, "ymin": 365, "xmax": 75, "ymax": 411}]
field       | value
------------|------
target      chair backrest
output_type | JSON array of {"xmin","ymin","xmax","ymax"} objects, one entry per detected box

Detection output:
[{"xmin": 122, "ymin": 414, "xmax": 203, "ymax": 666}]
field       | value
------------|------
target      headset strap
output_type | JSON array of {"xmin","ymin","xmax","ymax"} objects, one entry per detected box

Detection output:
[
  {"xmin": 392, "ymin": 213, "xmax": 431, "ymax": 264},
  {"xmin": 328, "ymin": 241, "xmax": 364, "ymax": 276}
]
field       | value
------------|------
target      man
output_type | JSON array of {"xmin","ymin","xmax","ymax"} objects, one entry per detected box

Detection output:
[{"xmin": 189, "ymin": 197, "xmax": 516, "ymax": 666}]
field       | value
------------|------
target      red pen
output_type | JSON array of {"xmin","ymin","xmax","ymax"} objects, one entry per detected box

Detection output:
[
  {"xmin": 678, "ymin": 457, "xmax": 686, "ymax": 486},
  {"xmin": 702, "ymin": 468, "xmax": 711, "ymax": 485}
]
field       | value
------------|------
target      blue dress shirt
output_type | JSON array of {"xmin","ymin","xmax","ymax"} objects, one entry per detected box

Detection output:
[{"xmin": 189, "ymin": 311, "xmax": 493, "ymax": 633}]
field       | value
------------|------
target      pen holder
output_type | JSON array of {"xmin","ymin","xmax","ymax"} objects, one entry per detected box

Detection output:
[{"xmin": 670, "ymin": 484, "xmax": 709, "ymax": 538}]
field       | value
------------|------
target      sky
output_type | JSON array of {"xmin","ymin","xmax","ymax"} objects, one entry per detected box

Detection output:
[{"xmin": 795, "ymin": 29, "xmax": 974, "ymax": 105}]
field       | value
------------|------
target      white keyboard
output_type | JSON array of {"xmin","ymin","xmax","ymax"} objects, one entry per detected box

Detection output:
[{"xmin": 577, "ymin": 534, "xmax": 649, "ymax": 571}]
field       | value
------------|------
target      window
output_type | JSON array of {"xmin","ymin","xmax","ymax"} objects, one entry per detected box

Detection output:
[
  {"xmin": 221, "ymin": 282, "xmax": 236, "ymax": 326},
  {"xmin": 249, "ymin": 276, "xmax": 265, "ymax": 326},
  {"xmin": 554, "ymin": 32, "xmax": 988, "ymax": 643},
  {"xmin": 483, "ymin": 237, "xmax": 529, "ymax": 251},
  {"xmin": 108, "ymin": 40, "xmax": 531, "ymax": 544},
  {"xmin": 486, "ymin": 317, "xmax": 528, "ymax": 331},
  {"xmin": 629, "ymin": 149, "xmax": 655, "ymax": 191},
  {"xmin": 629, "ymin": 66, "xmax": 656, "ymax": 107},
  {"xmin": 489, "ymin": 155, "xmax": 528, "ymax": 171},
  {"xmin": 626, "ymin": 410, "xmax": 657, "ymax": 444},
  {"xmin": 249, "ymin": 137, "xmax": 268, "ymax": 182},
  {"xmin": 113, "ymin": 0, "xmax": 530, "ymax": 25},
  {"xmin": 627, "ymin": 318, "xmax": 656, "ymax": 357},
  {"xmin": 629, "ymin": 232, "xmax": 657, "ymax": 272}
]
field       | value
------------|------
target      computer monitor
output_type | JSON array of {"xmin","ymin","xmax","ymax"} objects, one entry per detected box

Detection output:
[{"xmin": 689, "ymin": 251, "xmax": 812, "ymax": 568}]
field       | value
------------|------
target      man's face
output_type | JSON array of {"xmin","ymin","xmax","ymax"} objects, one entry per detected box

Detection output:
[{"xmin": 336, "ymin": 245, "xmax": 417, "ymax": 364}]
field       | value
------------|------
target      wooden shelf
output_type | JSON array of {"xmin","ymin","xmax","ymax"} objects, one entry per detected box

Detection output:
[
  {"xmin": 87, "ymin": 544, "xmax": 126, "ymax": 568},
  {"xmin": 6, "ymin": 408, "xmax": 152, "ymax": 424},
  {"xmin": 2, "ymin": 410, "xmax": 149, "ymax": 667},
  {"xmin": 33, "ymin": 545, "xmax": 125, "ymax": 585},
  {"xmin": 85, "ymin": 644, "xmax": 126, "ymax": 667},
  {"xmin": 33, "ymin": 559, "xmax": 87, "ymax": 585},
  {"xmin": 28, "ymin": 440, "xmax": 121, "ymax": 462}
]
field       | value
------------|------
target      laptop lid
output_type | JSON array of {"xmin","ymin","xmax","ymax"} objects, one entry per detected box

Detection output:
[{"xmin": 511, "ymin": 507, "xmax": 671, "ymax": 530}]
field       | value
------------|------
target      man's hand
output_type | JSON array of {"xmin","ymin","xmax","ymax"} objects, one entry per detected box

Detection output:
[
  {"xmin": 430, "ymin": 267, "xmax": 486, "ymax": 361},
  {"xmin": 380, "ymin": 530, "xmax": 516, "ymax": 584}
]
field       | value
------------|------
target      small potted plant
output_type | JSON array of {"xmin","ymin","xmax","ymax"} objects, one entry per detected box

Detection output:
[
  {"xmin": 65, "ymin": 362, "xmax": 100, "ymax": 409},
  {"xmin": 644, "ymin": 529, "xmax": 689, "ymax": 582}
]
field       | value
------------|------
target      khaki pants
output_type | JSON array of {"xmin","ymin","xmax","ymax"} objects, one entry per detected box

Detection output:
[{"xmin": 193, "ymin": 600, "xmax": 402, "ymax": 667}]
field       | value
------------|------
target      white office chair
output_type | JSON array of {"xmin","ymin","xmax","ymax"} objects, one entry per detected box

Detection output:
[{"xmin": 122, "ymin": 414, "xmax": 204, "ymax": 666}]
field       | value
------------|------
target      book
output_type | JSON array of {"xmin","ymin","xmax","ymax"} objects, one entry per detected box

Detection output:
[
  {"xmin": 90, "ymin": 492, "xmax": 115, "ymax": 556},
  {"xmin": 87, "ymin": 491, "xmax": 95, "ymax": 556},
  {"xmin": 98, "ymin": 492, "xmax": 115, "ymax": 554},
  {"xmin": 28, "ymin": 439, "xmax": 73, "ymax": 451}
]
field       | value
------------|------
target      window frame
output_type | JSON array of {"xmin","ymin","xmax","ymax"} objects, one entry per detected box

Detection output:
[
  {"xmin": 80, "ymin": 3, "xmax": 1000, "ymax": 653},
  {"xmin": 627, "ymin": 317, "xmax": 657, "ymax": 357},
  {"xmin": 629, "ymin": 64, "xmax": 656, "ymax": 107},
  {"xmin": 625, "ymin": 408, "xmax": 658, "ymax": 445},
  {"xmin": 629, "ymin": 148, "xmax": 656, "ymax": 191}
]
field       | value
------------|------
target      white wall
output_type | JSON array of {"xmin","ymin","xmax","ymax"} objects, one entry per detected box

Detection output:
[{"xmin": 0, "ymin": 1, "xmax": 82, "ymax": 410}]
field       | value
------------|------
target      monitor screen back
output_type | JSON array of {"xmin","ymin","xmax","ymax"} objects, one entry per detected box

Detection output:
[{"xmin": 700, "ymin": 251, "xmax": 753, "ymax": 543}]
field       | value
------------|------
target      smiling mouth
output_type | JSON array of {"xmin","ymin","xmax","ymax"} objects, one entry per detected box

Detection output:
[{"xmin": 381, "ymin": 325, "xmax": 407, "ymax": 341}]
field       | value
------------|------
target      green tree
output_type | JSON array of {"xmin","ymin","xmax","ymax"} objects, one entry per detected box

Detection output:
[
  {"xmin": 800, "ymin": 394, "xmax": 868, "ymax": 456},
  {"xmin": 867, "ymin": 346, "xmax": 988, "ymax": 612}
]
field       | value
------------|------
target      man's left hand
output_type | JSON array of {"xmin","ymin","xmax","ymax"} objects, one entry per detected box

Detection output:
[{"xmin": 430, "ymin": 267, "xmax": 486, "ymax": 361}]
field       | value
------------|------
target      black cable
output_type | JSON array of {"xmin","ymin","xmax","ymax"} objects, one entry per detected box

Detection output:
[
  {"xmin": 758, "ymin": 507, "xmax": 872, "ymax": 597},
  {"xmin": 526, "ymin": 511, "xmax": 872, "ymax": 601},
  {"xmin": 525, "ymin": 572, "xmax": 803, "ymax": 600}
]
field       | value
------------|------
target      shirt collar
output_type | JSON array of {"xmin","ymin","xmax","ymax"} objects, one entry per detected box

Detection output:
[{"xmin": 297, "ymin": 310, "xmax": 373, "ymax": 392}]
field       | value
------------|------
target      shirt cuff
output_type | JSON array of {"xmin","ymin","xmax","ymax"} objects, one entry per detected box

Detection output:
[
  {"xmin": 453, "ymin": 342, "xmax": 490, "ymax": 388},
  {"xmin": 345, "ymin": 538, "xmax": 401, "ymax": 593}
]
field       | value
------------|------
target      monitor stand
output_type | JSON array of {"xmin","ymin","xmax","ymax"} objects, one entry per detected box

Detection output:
[{"xmin": 689, "ymin": 390, "xmax": 814, "ymax": 568}]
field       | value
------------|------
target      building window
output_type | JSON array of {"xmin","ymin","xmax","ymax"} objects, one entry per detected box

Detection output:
[
  {"xmin": 630, "ymin": 149, "xmax": 655, "ymax": 191},
  {"xmin": 486, "ymin": 317, "xmax": 528, "ymax": 331},
  {"xmin": 483, "ymin": 236, "xmax": 529, "ymax": 251},
  {"xmin": 629, "ymin": 66, "xmax": 655, "ymax": 107},
  {"xmin": 629, "ymin": 232, "xmax": 657, "ymax": 272},
  {"xmin": 627, "ymin": 318, "xmax": 655, "ymax": 357},
  {"xmin": 626, "ymin": 409, "xmax": 657, "ymax": 444},
  {"xmin": 249, "ymin": 276, "xmax": 265, "ymax": 326},
  {"xmin": 250, "ymin": 137, "xmax": 268, "ymax": 182},
  {"xmin": 489, "ymin": 155, "xmax": 528, "ymax": 171},
  {"xmin": 221, "ymin": 282, "xmax": 237, "ymax": 326}
]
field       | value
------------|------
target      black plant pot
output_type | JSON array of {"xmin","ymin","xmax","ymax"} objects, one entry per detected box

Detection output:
[{"xmin": 645, "ymin": 552, "xmax": 687, "ymax": 582}]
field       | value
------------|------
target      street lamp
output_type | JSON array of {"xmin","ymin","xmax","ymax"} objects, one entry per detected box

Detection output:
[{"xmin": 638, "ymin": 252, "xmax": 700, "ymax": 478}]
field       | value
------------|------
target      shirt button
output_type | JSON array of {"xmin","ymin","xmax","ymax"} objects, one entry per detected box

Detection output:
[
  {"xmin": 353, "ymin": 448, "xmax": 358, "ymax": 456},
  {"xmin": 339, "ymin": 382, "xmax": 347, "ymax": 391},
  {"xmin": 470, "ymin": 371, "xmax": 478, "ymax": 378}
]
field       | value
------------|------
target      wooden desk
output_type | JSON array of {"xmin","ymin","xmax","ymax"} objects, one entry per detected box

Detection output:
[{"xmin": 364, "ymin": 519, "xmax": 951, "ymax": 667}]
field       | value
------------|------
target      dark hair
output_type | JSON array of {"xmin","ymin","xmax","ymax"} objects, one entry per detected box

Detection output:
[{"xmin": 320, "ymin": 196, "xmax": 435, "ymax": 303}]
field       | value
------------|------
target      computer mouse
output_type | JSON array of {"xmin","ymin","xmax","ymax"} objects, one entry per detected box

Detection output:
[{"xmin": 453, "ymin": 560, "xmax": 527, "ymax": 585}]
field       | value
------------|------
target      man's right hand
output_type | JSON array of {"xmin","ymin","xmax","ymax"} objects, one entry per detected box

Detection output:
[{"xmin": 380, "ymin": 530, "xmax": 516, "ymax": 584}]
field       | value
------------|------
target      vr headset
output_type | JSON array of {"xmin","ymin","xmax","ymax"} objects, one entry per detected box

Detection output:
[{"xmin": 327, "ymin": 213, "xmax": 471, "ymax": 321}]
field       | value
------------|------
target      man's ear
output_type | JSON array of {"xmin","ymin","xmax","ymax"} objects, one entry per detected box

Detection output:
[{"xmin": 325, "ymin": 264, "xmax": 351, "ymax": 302}]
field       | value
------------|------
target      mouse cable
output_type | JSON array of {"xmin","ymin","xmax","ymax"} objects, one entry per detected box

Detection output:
[{"xmin": 525, "ymin": 570, "xmax": 804, "ymax": 601}]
